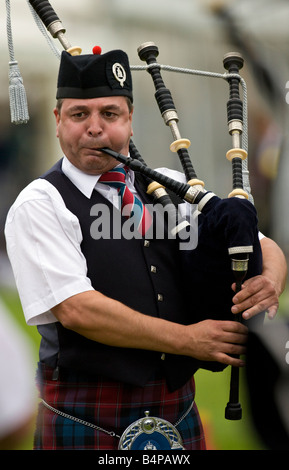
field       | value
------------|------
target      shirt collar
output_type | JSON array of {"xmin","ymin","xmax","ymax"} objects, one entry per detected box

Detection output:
[{"xmin": 61, "ymin": 155, "xmax": 135, "ymax": 199}]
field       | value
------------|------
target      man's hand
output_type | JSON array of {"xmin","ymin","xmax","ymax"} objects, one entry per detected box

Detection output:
[
  {"xmin": 184, "ymin": 319, "xmax": 248, "ymax": 367},
  {"xmin": 231, "ymin": 275, "xmax": 279, "ymax": 320},
  {"xmin": 231, "ymin": 237, "xmax": 287, "ymax": 321}
]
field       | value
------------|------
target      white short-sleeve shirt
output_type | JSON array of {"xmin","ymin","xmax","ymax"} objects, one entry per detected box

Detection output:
[{"xmin": 5, "ymin": 157, "xmax": 188, "ymax": 326}]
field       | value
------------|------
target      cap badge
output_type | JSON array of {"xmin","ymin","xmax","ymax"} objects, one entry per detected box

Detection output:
[{"xmin": 112, "ymin": 62, "xmax": 126, "ymax": 88}]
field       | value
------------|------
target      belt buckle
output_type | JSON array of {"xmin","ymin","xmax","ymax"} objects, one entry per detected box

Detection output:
[{"xmin": 118, "ymin": 411, "xmax": 185, "ymax": 450}]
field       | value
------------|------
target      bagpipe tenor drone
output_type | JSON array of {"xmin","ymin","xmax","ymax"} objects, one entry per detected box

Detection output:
[{"xmin": 9, "ymin": 0, "xmax": 263, "ymax": 422}]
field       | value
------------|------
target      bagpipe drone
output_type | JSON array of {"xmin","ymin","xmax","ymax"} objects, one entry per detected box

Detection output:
[{"xmin": 13, "ymin": 0, "xmax": 263, "ymax": 422}]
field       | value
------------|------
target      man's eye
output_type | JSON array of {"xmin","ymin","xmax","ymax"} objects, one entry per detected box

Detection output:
[
  {"xmin": 73, "ymin": 112, "xmax": 85, "ymax": 118},
  {"xmin": 104, "ymin": 111, "xmax": 117, "ymax": 118}
]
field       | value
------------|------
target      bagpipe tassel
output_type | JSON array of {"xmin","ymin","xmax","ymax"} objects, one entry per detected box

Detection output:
[
  {"xmin": 8, "ymin": 60, "xmax": 29, "ymax": 125},
  {"xmin": 6, "ymin": 0, "xmax": 29, "ymax": 124}
]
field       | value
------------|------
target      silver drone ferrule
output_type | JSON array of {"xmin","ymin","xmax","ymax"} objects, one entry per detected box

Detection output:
[
  {"xmin": 231, "ymin": 258, "xmax": 249, "ymax": 272},
  {"xmin": 47, "ymin": 21, "xmax": 72, "ymax": 50}
]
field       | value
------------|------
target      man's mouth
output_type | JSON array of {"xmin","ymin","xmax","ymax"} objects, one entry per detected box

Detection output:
[{"xmin": 83, "ymin": 147, "xmax": 105, "ymax": 155}]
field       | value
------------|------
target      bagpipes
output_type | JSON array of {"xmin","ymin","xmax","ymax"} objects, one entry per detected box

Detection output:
[
  {"xmin": 21, "ymin": 0, "xmax": 263, "ymax": 420},
  {"xmin": 101, "ymin": 44, "xmax": 263, "ymax": 420}
]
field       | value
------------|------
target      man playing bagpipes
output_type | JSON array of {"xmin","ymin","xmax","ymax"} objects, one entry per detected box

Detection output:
[{"xmin": 5, "ymin": 47, "xmax": 287, "ymax": 450}]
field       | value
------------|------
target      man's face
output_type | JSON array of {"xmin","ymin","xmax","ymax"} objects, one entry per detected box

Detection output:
[{"xmin": 54, "ymin": 96, "xmax": 133, "ymax": 175}]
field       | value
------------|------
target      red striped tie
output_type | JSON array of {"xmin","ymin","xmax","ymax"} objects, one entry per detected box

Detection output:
[{"xmin": 99, "ymin": 167, "xmax": 152, "ymax": 236}]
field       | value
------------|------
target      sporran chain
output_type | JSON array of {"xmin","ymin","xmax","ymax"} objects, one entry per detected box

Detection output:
[{"xmin": 41, "ymin": 397, "xmax": 194, "ymax": 440}]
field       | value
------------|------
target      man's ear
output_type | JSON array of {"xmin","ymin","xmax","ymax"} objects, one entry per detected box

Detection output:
[{"xmin": 53, "ymin": 108, "xmax": 60, "ymax": 138}]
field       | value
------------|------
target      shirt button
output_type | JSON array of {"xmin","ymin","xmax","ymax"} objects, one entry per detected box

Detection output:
[
  {"xmin": 151, "ymin": 265, "xmax": 157, "ymax": 273},
  {"xmin": 157, "ymin": 294, "xmax": 163, "ymax": 302}
]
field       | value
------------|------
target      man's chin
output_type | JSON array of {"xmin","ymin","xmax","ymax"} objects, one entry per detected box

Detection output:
[{"xmin": 79, "ymin": 154, "xmax": 117, "ymax": 174}]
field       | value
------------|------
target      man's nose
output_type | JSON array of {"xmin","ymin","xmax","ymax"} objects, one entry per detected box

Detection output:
[{"xmin": 87, "ymin": 114, "xmax": 103, "ymax": 136}]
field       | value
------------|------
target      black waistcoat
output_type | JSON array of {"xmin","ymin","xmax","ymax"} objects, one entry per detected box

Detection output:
[{"xmin": 40, "ymin": 159, "xmax": 198, "ymax": 391}]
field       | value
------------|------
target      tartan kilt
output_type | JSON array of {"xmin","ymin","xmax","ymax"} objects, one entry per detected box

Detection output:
[{"xmin": 34, "ymin": 363, "xmax": 206, "ymax": 450}]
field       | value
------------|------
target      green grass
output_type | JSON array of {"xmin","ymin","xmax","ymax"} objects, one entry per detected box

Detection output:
[{"xmin": 195, "ymin": 368, "xmax": 266, "ymax": 449}]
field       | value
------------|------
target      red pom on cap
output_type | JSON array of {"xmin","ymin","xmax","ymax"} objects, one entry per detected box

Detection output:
[{"xmin": 92, "ymin": 45, "xmax": 102, "ymax": 55}]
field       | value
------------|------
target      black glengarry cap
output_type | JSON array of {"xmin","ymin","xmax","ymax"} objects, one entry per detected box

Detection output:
[{"xmin": 56, "ymin": 48, "xmax": 133, "ymax": 102}]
